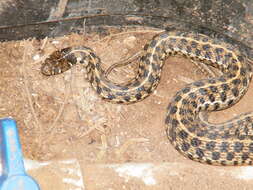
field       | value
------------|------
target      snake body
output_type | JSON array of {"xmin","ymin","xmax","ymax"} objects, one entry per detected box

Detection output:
[{"xmin": 41, "ymin": 30, "xmax": 253, "ymax": 165}]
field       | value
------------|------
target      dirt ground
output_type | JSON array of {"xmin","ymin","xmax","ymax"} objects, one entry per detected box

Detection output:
[{"xmin": 1, "ymin": 28, "xmax": 253, "ymax": 189}]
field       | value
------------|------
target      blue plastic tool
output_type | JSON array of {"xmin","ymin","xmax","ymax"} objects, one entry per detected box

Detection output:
[{"xmin": 0, "ymin": 118, "xmax": 40, "ymax": 190}]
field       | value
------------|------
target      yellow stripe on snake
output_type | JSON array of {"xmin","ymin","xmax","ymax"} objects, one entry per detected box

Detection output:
[{"xmin": 41, "ymin": 30, "xmax": 253, "ymax": 165}]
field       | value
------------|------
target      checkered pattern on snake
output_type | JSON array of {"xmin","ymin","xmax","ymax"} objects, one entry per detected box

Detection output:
[{"xmin": 41, "ymin": 30, "xmax": 253, "ymax": 165}]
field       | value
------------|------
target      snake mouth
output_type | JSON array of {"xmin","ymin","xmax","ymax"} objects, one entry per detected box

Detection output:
[{"xmin": 41, "ymin": 63, "xmax": 53, "ymax": 76}]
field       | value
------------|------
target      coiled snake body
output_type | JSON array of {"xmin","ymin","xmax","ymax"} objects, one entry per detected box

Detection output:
[{"xmin": 41, "ymin": 30, "xmax": 253, "ymax": 165}]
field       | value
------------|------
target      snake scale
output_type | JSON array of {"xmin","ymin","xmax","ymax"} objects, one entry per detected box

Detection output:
[{"xmin": 41, "ymin": 30, "xmax": 253, "ymax": 165}]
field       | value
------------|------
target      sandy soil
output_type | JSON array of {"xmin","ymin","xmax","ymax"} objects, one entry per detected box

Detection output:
[{"xmin": 1, "ymin": 28, "xmax": 253, "ymax": 189}]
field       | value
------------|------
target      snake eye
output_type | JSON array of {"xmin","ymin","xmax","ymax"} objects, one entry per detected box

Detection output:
[{"xmin": 53, "ymin": 67, "xmax": 61, "ymax": 74}]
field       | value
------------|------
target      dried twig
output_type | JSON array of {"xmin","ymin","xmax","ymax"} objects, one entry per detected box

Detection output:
[{"xmin": 21, "ymin": 40, "xmax": 43, "ymax": 143}]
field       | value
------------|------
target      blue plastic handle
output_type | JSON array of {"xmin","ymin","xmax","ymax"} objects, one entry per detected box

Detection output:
[{"xmin": 0, "ymin": 118, "xmax": 40, "ymax": 190}]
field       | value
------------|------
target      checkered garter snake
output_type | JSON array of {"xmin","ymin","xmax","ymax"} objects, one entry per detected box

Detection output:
[{"xmin": 41, "ymin": 30, "xmax": 253, "ymax": 165}]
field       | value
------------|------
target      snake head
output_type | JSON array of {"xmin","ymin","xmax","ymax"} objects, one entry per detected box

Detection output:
[{"xmin": 41, "ymin": 48, "xmax": 76, "ymax": 76}]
